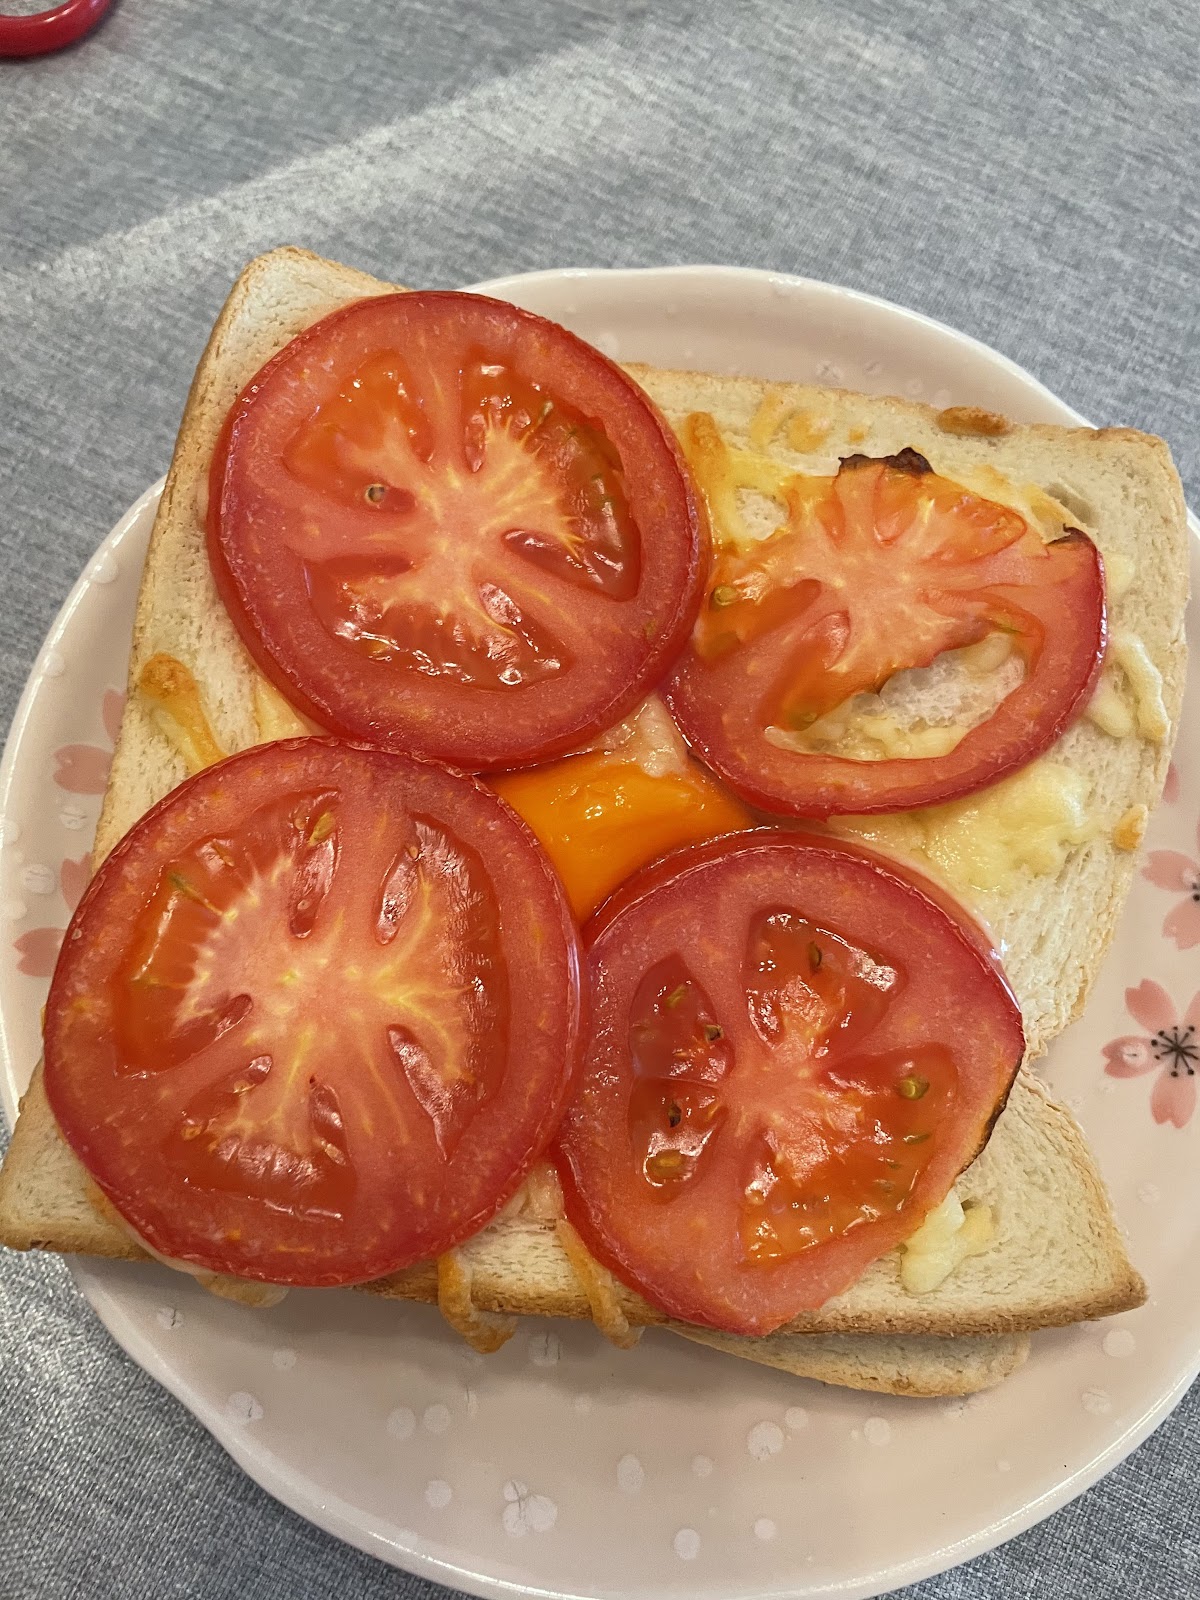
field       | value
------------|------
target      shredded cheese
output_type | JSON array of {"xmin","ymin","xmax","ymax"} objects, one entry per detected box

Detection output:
[
  {"xmin": 555, "ymin": 1217, "xmax": 642, "ymax": 1349},
  {"xmin": 436, "ymin": 1249, "xmax": 517, "ymax": 1354}
]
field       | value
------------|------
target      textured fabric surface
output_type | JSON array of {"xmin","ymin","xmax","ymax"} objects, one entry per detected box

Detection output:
[{"xmin": 1, "ymin": 1, "xmax": 1198, "ymax": 1595}]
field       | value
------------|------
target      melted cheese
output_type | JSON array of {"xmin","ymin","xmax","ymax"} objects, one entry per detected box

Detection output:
[
  {"xmin": 1105, "ymin": 551, "xmax": 1136, "ymax": 600},
  {"xmin": 786, "ymin": 411, "xmax": 832, "ymax": 453},
  {"xmin": 1110, "ymin": 632, "xmax": 1169, "ymax": 740},
  {"xmin": 1086, "ymin": 683, "xmax": 1136, "ymax": 738},
  {"xmin": 767, "ymin": 713, "xmax": 965, "ymax": 761},
  {"xmin": 833, "ymin": 760, "xmax": 1095, "ymax": 896},
  {"xmin": 137, "ymin": 653, "xmax": 226, "ymax": 773},
  {"xmin": 110, "ymin": 1205, "xmax": 288, "ymax": 1306},
  {"xmin": 253, "ymin": 674, "xmax": 311, "ymax": 741},
  {"xmin": 748, "ymin": 389, "xmax": 790, "ymax": 451},
  {"xmin": 591, "ymin": 694, "xmax": 689, "ymax": 778},
  {"xmin": 1113, "ymin": 803, "xmax": 1149, "ymax": 852},
  {"xmin": 555, "ymin": 1217, "xmax": 643, "ymax": 1349},
  {"xmin": 437, "ymin": 1249, "xmax": 517, "ymax": 1354},
  {"xmin": 899, "ymin": 1189, "xmax": 995, "ymax": 1294}
]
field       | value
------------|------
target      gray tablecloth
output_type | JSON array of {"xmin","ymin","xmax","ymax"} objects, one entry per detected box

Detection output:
[{"xmin": 1, "ymin": 2, "xmax": 1197, "ymax": 1595}]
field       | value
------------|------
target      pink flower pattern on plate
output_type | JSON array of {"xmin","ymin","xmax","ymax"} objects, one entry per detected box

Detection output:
[
  {"xmin": 50, "ymin": 689, "xmax": 124, "ymax": 795},
  {"xmin": 1142, "ymin": 815, "xmax": 1200, "ymax": 950},
  {"xmin": 1163, "ymin": 762, "xmax": 1180, "ymax": 804},
  {"xmin": 1103, "ymin": 981, "xmax": 1200, "ymax": 1129},
  {"xmin": 13, "ymin": 927, "xmax": 64, "ymax": 979},
  {"xmin": 12, "ymin": 689, "xmax": 119, "ymax": 976}
]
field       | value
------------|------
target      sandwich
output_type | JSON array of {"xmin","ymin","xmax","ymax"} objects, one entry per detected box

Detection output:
[{"xmin": 0, "ymin": 248, "xmax": 1187, "ymax": 1398}]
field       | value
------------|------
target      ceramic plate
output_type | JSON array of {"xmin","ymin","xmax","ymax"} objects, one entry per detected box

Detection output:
[{"xmin": 1, "ymin": 267, "xmax": 1196, "ymax": 1600}]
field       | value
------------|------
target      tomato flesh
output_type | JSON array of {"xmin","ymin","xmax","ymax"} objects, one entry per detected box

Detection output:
[
  {"xmin": 209, "ymin": 293, "xmax": 706, "ymax": 769},
  {"xmin": 44, "ymin": 740, "xmax": 584, "ymax": 1285},
  {"xmin": 556, "ymin": 832, "xmax": 1023, "ymax": 1335},
  {"xmin": 666, "ymin": 447, "xmax": 1105, "ymax": 815}
]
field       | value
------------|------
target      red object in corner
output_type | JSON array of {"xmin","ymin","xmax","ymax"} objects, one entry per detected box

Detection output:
[{"xmin": 0, "ymin": 0, "xmax": 113, "ymax": 58}]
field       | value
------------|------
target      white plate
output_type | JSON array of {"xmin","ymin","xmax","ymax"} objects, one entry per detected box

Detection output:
[{"xmin": 1, "ymin": 267, "xmax": 1197, "ymax": 1600}]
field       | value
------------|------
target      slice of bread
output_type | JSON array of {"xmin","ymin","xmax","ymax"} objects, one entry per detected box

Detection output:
[{"xmin": 0, "ymin": 247, "xmax": 1180, "ymax": 1395}]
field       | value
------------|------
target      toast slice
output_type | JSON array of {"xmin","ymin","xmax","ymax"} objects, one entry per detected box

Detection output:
[{"xmin": 0, "ymin": 247, "xmax": 1182, "ymax": 1394}]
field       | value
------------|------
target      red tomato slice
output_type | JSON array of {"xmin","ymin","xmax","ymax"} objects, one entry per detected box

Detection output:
[
  {"xmin": 666, "ymin": 447, "xmax": 1105, "ymax": 816},
  {"xmin": 44, "ymin": 740, "xmax": 584, "ymax": 1285},
  {"xmin": 556, "ymin": 831, "xmax": 1023, "ymax": 1336},
  {"xmin": 208, "ymin": 293, "xmax": 706, "ymax": 770}
]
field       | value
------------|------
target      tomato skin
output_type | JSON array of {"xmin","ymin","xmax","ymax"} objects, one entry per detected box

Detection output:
[
  {"xmin": 557, "ymin": 831, "xmax": 1023, "ymax": 1336},
  {"xmin": 44, "ymin": 739, "xmax": 585, "ymax": 1286},
  {"xmin": 208, "ymin": 293, "xmax": 708, "ymax": 771},
  {"xmin": 666, "ymin": 452, "xmax": 1106, "ymax": 816}
]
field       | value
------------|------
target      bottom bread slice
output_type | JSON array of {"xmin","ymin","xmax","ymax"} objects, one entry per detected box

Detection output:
[{"xmin": 665, "ymin": 1325, "xmax": 1029, "ymax": 1397}]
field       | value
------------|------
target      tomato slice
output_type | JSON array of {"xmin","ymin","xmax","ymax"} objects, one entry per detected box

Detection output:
[
  {"xmin": 556, "ymin": 831, "xmax": 1023, "ymax": 1335},
  {"xmin": 208, "ymin": 293, "xmax": 706, "ymax": 770},
  {"xmin": 44, "ymin": 740, "xmax": 584, "ymax": 1285},
  {"xmin": 665, "ymin": 446, "xmax": 1105, "ymax": 816}
]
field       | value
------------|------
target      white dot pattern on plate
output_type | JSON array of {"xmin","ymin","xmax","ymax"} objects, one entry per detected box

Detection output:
[
  {"xmin": 1103, "ymin": 1329, "xmax": 1136, "ymax": 1359},
  {"xmin": 784, "ymin": 1406, "xmax": 810, "ymax": 1432},
  {"xmin": 815, "ymin": 359, "xmax": 844, "ymax": 383},
  {"xmin": 932, "ymin": 387, "xmax": 953, "ymax": 407},
  {"xmin": 271, "ymin": 1348, "xmax": 297, "ymax": 1371},
  {"xmin": 863, "ymin": 1417, "xmax": 892, "ymax": 1447},
  {"xmin": 1138, "ymin": 1181, "xmax": 1161, "ymax": 1204},
  {"xmin": 528, "ymin": 1330, "xmax": 562, "ymax": 1367},
  {"xmin": 0, "ymin": 899, "xmax": 27, "ymax": 922},
  {"xmin": 905, "ymin": 377, "xmax": 924, "ymax": 396},
  {"xmin": 425, "ymin": 1479, "xmax": 452, "ymax": 1510},
  {"xmin": 226, "ymin": 1391, "xmax": 263, "ymax": 1424},
  {"xmin": 59, "ymin": 804, "xmax": 89, "ymax": 831},
  {"xmin": 754, "ymin": 1518, "xmax": 777, "ymax": 1542},
  {"xmin": 0, "ymin": 817, "xmax": 20, "ymax": 847},
  {"xmin": 998, "ymin": 1459, "xmax": 1012, "ymax": 1473},
  {"xmin": 674, "ymin": 1528, "xmax": 700, "ymax": 1561},
  {"xmin": 747, "ymin": 1421, "xmax": 784, "ymax": 1460},
  {"xmin": 501, "ymin": 1481, "xmax": 557, "ymax": 1536},
  {"xmin": 42, "ymin": 649, "xmax": 66, "ymax": 678},
  {"xmin": 691, "ymin": 1454, "xmax": 714, "ymax": 1478},
  {"xmin": 386, "ymin": 1406, "xmax": 416, "ymax": 1441},
  {"xmin": 1082, "ymin": 1388, "xmax": 1112, "ymax": 1415},
  {"xmin": 423, "ymin": 1403, "xmax": 451, "ymax": 1435},
  {"xmin": 594, "ymin": 331, "xmax": 620, "ymax": 359},
  {"xmin": 616, "ymin": 1454, "xmax": 645, "ymax": 1494},
  {"xmin": 19, "ymin": 863, "xmax": 55, "ymax": 895},
  {"xmin": 155, "ymin": 1306, "xmax": 182, "ymax": 1330}
]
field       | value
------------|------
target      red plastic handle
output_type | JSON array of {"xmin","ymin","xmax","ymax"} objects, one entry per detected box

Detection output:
[{"xmin": 0, "ymin": 0, "xmax": 114, "ymax": 58}]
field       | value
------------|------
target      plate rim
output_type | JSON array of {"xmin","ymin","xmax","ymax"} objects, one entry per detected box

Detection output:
[{"xmin": 1, "ymin": 263, "xmax": 1196, "ymax": 1600}]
